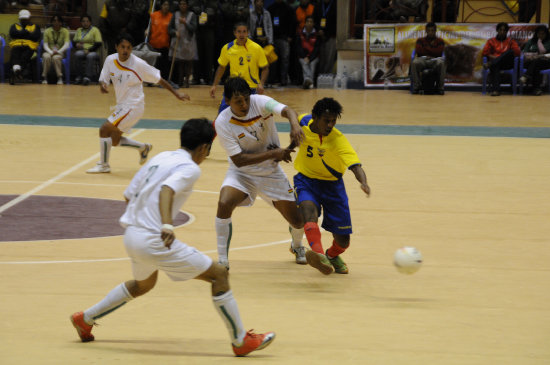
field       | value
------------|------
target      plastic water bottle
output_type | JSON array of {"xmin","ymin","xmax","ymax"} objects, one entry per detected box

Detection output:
[
  {"xmin": 333, "ymin": 73, "xmax": 342, "ymax": 90},
  {"xmin": 340, "ymin": 66, "xmax": 348, "ymax": 89}
]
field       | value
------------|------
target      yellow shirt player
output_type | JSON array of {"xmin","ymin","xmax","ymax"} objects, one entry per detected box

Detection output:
[
  {"xmin": 210, "ymin": 22, "xmax": 269, "ymax": 114},
  {"xmin": 292, "ymin": 98, "xmax": 371, "ymax": 276}
]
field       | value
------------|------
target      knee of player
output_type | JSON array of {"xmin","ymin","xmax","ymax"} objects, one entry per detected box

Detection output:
[
  {"xmin": 334, "ymin": 234, "xmax": 350, "ymax": 248},
  {"xmin": 216, "ymin": 199, "xmax": 236, "ymax": 217}
]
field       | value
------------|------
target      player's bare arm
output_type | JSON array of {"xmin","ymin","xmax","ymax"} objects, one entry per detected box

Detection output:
[
  {"xmin": 350, "ymin": 164, "xmax": 370, "ymax": 197},
  {"xmin": 230, "ymin": 148, "xmax": 294, "ymax": 167},
  {"xmin": 158, "ymin": 78, "xmax": 190, "ymax": 101},
  {"xmin": 281, "ymin": 106, "xmax": 304, "ymax": 147},
  {"xmin": 210, "ymin": 65, "xmax": 226, "ymax": 98},
  {"xmin": 159, "ymin": 185, "xmax": 176, "ymax": 248},
  {"xmin": 257, "ymin": 67, "xmax": 269, "ymax": 95}
]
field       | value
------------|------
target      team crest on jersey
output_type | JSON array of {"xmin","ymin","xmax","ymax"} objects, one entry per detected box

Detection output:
[
  {"xmin": 317, "ymin": 148, "xmax": 326, "ymax": 157},
  {"xmin": 246, "ymin": 55, "xmax": 252, "ymax": 63},
  {"xmin": 238, "ymin": 132, "xmax": 245, "ymax": 139},
  {"xmin": 110, "ymin": 72, "xmax": 114, "ymax": 76}
]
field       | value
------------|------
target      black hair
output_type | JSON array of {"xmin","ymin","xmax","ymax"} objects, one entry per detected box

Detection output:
[
  {"xmin": 224, "ymin": 77, "xmax": 251, "ymax": 100},
  {"xmin": 426, "ymin": 22, "xmax": 436, "ymax": 30},
  {"xmin": 233, "ymin": 22, "xmax": 249, "ymax": 31},
  {"xmin": 180, "ymin": 118, "xmax": 215, "ymax": 150},
  {"xmin": 312, "ymin": 98, "xmax": 343, "ymax": 119},
  {"xmin": 496, "ymin": 22, "xmax": 509, "ymax": 32},
  {"xmin": 80, "ymin": 14, "xmax": 92, "ymax": 22},
  {"xmin": 116, "ymin": 32, "xmax": 134, "ymax": 46},
  {"xmin": 532, "ymin": 25, "xmax": 549, "ymax": 41},
  {"xmin": 50, "ymin": 14, "xmax": 63, "ymax": 24}
]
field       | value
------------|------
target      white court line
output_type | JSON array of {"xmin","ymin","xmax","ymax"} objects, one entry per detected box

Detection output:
[
  {"xmin": 0, "ymin": 181, "xmax": 219, "ymax": 194},
  {"xmin": 0, "ymin": 129, "xmax": 146, "ymax": 215},
  {"xmin": 0, "ymin": 239, "xmax": 292, "ymax": 265}
]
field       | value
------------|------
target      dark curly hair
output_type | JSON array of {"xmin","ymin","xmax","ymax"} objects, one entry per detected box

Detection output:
[{"xmin": 312, "ymin": 98, "xmax": 343, "ymax": 119}]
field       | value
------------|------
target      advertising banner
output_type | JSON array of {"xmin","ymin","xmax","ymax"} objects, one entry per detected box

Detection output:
[{"xmin": 364, "ymin": 23, "xmax": 542, "ymax": 87}]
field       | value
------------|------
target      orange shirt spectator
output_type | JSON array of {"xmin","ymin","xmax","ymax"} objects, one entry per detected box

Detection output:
[
  {"xmin": 149, "ymin": 6, "xmax": 173, "ymax": 49},
  {"xmin": 296, "ymin": 0, "xmax": 314, "ymax": 34}
]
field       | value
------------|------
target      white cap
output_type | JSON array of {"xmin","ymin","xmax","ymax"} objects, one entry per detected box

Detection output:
[{"xmin": 18, "ymin": 9, "xmax": 31, "ymax": 19}]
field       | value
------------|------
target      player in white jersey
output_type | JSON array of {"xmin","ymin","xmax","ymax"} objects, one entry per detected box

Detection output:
[
  {"xmin": 71, "ymin": 119, "xmax": 275, "ymax": 357},
  {"xmin": 87, "ymin": 33, "xmax": 190, "ymax": 174},
  {"xmin": 214, "ymin": 77, "xmax": 306, "ymax": 268}
]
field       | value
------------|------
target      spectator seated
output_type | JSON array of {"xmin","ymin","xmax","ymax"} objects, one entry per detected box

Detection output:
[{"xmin": 482, "ymin": 55, "xmax": 518, "ymax": 95}]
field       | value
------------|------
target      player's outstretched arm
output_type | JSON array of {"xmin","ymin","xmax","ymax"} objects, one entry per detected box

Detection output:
[
  {"xmin": 350, "ymin": 164, "xmax": 370, "ymax": 197},
  {"xmin": 158, "ymin": 78, "xmax": 190, "ymax": 101},
  {"xmin": 281, "ymin": 106, "xmax": 304, "ymax": 148}
]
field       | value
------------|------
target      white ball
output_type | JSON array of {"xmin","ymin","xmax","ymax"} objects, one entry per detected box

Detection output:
[{"xmin": 393, "ymin": 247, "xmax": 423, "ymax": 274}]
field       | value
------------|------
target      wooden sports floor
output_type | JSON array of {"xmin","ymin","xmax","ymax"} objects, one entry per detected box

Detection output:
[{"xmin": 0, "ymin": 83, "xmax": 549, "ymax": 365}]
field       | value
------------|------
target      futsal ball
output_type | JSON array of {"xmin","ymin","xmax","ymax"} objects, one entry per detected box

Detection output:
[{"xmin": 393, "ymin": 247, "xmax": 423, "ymax": 274}]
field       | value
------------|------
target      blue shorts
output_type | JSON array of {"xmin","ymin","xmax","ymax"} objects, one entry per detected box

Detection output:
[
  {"xmin": 293, "ymin": 173, "xmax": 352, "ymax": 235},
  {"xmin": 218, "ymin": 88, "xmax": 257, "ymax": 114}
]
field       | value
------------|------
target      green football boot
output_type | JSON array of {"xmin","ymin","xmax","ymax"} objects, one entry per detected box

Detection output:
[{"xmin": 326, "ymin": 251, "xmax": 349, "ymax": 274}]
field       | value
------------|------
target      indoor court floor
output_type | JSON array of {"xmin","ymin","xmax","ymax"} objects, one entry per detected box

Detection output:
[{"xmin": 0, "ymin": 83, "xmax": 549, "ymax": 364}]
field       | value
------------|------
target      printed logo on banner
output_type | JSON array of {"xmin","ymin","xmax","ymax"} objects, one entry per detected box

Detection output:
[{"xmin": 369, "ymin": 28, "xmax": 395, "ymax": 53}]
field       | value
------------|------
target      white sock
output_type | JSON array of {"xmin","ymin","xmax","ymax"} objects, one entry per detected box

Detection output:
[
  {"xmin": 83, "ymin": 283, "xmax": 133, "ymax": 325},
  {"xmin": 290, "ymin": 226, "xmax": 304, "ymax": 249},
  {"xmin": 99, "ymin": 137, "xmax": 112, "ymax": 165},
  {"xmin": 212, "ymin": 290, "xmax": 245, "ymax": 346},
  {"xmin": 216, "ymin": 217, "xmax": 232, "ymax": 262},
  {"xmin": 119, "ymin": 136, "xmax": 145, "ymax": 150},
  {"xmin": 13, "ymin": 65, "xmax": 21, "ymax": 72}
]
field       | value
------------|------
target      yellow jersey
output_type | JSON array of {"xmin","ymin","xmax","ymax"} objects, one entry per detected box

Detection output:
[
  {"xmin": 217, "ymin": 38, "xmax": 268, "ymax": 88},
  {"xmin": 294, "ymin": 114, "xmax": 361, "ymax": 181}
]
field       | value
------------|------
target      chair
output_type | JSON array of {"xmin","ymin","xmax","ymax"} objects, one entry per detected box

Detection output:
[
  {"xmin": 36, "ymin": 39, "xmax": 72, "ymax": 84},
  {"xmin": 519, "ymin": 53, "xmax": 550, "ymax": 94},
  {"xmin": 0, "ymin": 36, "xmax": 5, "ymax": 83},
  {"xmin": 481, "ymin": 56, "xmax": 518, "ymax": 95},
  {"xmin": 409, "ymin": 49, "xmax": 445, "ymax": 94}
]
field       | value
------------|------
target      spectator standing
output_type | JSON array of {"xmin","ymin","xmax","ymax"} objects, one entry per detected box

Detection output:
[
  {"xmin": 313, "ymin": 0, "xmax": 337, "ymax": 74},
  {"xmin": 268, "ymin": 0, "xmax": 295, "ymax": 86},
  {"xmin": 41, "ymin": 14, "xmax": 70, "ymax": 85},
  {"xmin": 520, "ymin": 25, "xmax": 550, "ymax": 96},
  {"xmin": 295, "ymin": 0, "xmax": 314, "ymax": 34},
  {"xmin": 219, "ymin": 0, "xmax": 250, "ymax": 47},
  {"xmin": 147, "ymin": 0, "xmax": 173, "ymax": 80},
  {"xmin": 73, "ymin": 14, "xmax": 103, "ymax": 85},
  {"xmin": 482, "ymin": 22, "xmax": 520, "ymax": 96},
  {"xmin": 8, "ymin": 9, "xmax": 41, "ymax": 85},
  {"xmin": 297, "ymin": 15, "xmax": 319, "ymax": 89},
  {"xmin": 410, "ymin": 22, "xmax": 445, "ymax": 95},
  {"xmin": 189, "ymin": 0, "xmax": 218, "ymax": 84},
  {"xmin": 249, "ymin": 0, "xmax": 273, "ymax": 48},
  {"xmin": 169, "ymin": 0, "xmax": 198, "ymax": 88}
]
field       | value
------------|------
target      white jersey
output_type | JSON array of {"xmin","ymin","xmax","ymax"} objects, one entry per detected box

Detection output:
[
  {"xmin": 120, "ymin": 149, "xmax": 200, "ymax": 232},
  {"xmin": 215, "ymin": 94, "xmax": 286, "ymax": 176},
  {"xmin": 99, "ymin": 53, "xmax": 161, "ymax": 107}
]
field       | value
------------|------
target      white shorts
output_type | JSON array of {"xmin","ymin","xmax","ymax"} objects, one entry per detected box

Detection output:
[
  {"xmin": 123, "ymin": 225, "xmax": 213, "ymax": 281},
  {"xmin": 222, "ymin": 165, "xmax": 296, "ymax": 207},
  {"xmin": 108, "ymin": 105, "xmax": 144, "ymax": 133}
]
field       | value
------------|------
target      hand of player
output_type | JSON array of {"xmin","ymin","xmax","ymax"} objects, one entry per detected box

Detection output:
[
  {"xmin": 360, "ymin": 182, "xmax": 371, "ymax": 197},
  {"xmin": 290, "ymin": 124, "xmax": 304, "ymax": 147},
  {"xmin": 271, "ymin": 146, "xmax": 295, "ymax": 163},
  {"xmin": 257, "ymin": 84, "xmax": 265, "ymax": 94},
  {"xmin": 99, "ymin": 82, "xmax": 109, "ymax": 93},
  {"xmin": 161, "ymin": 227, "xmax": 175, "ymax": 248},
  {"xmin": 175, "ymin": 92, "xmax": 190, "ymax": 101},
  {"xmin": 210, "ymin": 85, "xmax": 216, "ymax": 98}
]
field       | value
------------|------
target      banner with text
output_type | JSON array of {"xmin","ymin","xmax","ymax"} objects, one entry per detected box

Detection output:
[{"xmin": 363, "ymin": 23, "xmax": 542, "ymax": 87}]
